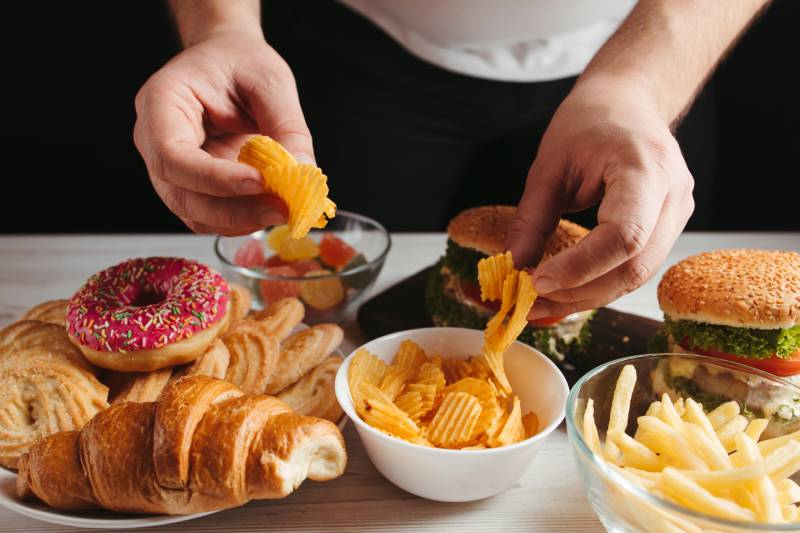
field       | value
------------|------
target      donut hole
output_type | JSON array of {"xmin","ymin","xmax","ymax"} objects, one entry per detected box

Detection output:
[{"xmin": 130, "ymin": 290, "xmax": 165, "ymax": 308}]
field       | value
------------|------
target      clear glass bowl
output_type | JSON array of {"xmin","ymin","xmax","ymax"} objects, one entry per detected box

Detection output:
[
  {"xmin": 214, "ymin": 210, "xmax": 390, "ymax": 325},
  {"xmin": 567, "ymin": 353, "xmax": 800, "ymax": 532}
]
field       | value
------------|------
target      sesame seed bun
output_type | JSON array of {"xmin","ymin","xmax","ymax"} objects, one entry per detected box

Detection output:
[
  {"xmin": 446, "ymin": 205, "xmax": 589, "ymax": 261},
  {"xmin": 657, "ymin": 249, "xmax": 800, "ymax": 329}
]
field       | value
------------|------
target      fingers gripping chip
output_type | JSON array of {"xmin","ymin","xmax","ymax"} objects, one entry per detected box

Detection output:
[
  {"xmin": 238, "ymin": 136, "xmax": 336, "ymax": 239},
  {"xmin": 477, "ymin": 251, "xmax": 515, "ymax": 302},
  {"xmin": 428, "ymin": 392, "xmax": 482, "ymax": 448}
]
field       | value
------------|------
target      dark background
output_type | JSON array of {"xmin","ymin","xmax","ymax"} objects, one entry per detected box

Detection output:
[{"xmin": 1, "ymin": 1, "xmax": 798, "ymax": 234}]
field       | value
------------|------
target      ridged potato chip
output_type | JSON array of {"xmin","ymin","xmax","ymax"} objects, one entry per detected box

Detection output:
[
  {"xmin": 441, "ymin": 357, "xmax": 472, "ymax": 385},
  {"xmin": 477, "ymin": 251, "xmax": 515, "ymax": 302},
  {"xmin": 489, "ymin": 396, "xmax": 526, "ymax": 447},
  {"xmin": 443, "ymin": 378, "xmax": 499, "ymax": 437},
  {"xmin": 395, "ymin": 391, "xmax": 429, "ymax": 422},
  {"xmin": 415, "ymin": 362, "xmax": 446, "ymax": 392},
  {"xmin": 361, "ymin": 385, "xmax": 421, "ymax": 440},
  {"xmin": 427, "ymin": 392, "xmax": 482, "ymax": 448},
  {"xmin": 349, "ymin": 348, "xmax": 386, "ymax": 408},
  {"xmin": 522, "ymin": 411, "xmax": 540, "ymax": 438},
  {"xmin": 238, "ymin": 136, "xmax": 336, "ymax": 239},
  {"xmin": 394, "ymin": 339, "xmax": 428, "ymax": 368},
  {"xmin": 379, "ymin": 364, "xmax": 415, "ymax": 400}
]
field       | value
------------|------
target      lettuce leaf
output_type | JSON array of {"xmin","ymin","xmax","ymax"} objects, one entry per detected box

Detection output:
[
  {"xmin": 665, "ymin": 317, "xmax": 800, "ymax": 359},
  {"xmin": 441, "ymin": 240, "xmax": 486, "ymax": 282}
]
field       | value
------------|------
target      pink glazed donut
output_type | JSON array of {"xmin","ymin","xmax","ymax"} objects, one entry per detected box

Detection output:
[{"xmin": 67, "ymin": 257, "xmax": 230, "ymax": 371}]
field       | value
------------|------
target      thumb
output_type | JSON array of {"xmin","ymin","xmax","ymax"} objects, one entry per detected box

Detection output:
[
  {"xmin": 505, "ymin": 163, "xmax": 566, "ymax": 269},
  {"xmin": 239, "ymin": 66, "xmax": 315, "ymax": 164}
]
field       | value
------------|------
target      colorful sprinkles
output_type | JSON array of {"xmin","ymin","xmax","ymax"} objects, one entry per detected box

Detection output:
[{"xmin": 66, "ymin": 257, "xmax": 230, "ymax": 353}]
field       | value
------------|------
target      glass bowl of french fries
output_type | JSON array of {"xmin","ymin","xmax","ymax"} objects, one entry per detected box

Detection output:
[
  {"xmin": 335, "ymin": 327, "xmax": 569, "ymax": 502},
  {"xmin": 215, "ymin": 210, "xmax": 390, "ymax": 324},
  {"xmin": 567, "ymin": 353, "xmax": 800, "ymax": 532}
]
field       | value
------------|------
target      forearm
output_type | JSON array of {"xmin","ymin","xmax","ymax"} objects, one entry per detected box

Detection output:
[
  {"xmin": 579, "ymin": 0, "xmax": 769, "ymax": 124},
  {"xmin": 169, "ymin": 0, "xmax": 262, "ymax": 47}
]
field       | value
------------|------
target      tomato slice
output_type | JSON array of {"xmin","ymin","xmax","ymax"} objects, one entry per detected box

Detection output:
[
  {"xmin": 458, "ymin": 280, "xmax": 564, "ymax": 326},
  {"xmin": 679, "ymin": 339, "xmax": 800, "ymax": 377}
]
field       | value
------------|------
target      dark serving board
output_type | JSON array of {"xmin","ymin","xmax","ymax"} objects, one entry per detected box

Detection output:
[{"xmin": 358, "ymin": 266, "xmax": 662, "ymax": 386}]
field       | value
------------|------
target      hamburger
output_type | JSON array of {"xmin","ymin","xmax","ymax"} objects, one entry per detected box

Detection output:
[
  {"xmin": 653, "ymin": 249, "xmax": 800, "ymax": 434},
  {"xmin": 424, "ymin": 205, "xmax": 593, "ymax": 362}
]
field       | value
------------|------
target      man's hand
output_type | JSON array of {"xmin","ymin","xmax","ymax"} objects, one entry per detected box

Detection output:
[
  {"xmin": 506, "ymin": 0, "xmax": 768, "ymax": 318},
  {"xmin": 506, "ymin": 75, "xmax": 694, "ymax": 318},
  {"xmin": 134, "ymin": 28, "xmax": 312, "ymax": 235}
]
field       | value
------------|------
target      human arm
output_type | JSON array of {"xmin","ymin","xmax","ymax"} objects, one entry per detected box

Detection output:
[
  {"xmin": 133, "ymin": 0, "xmax": 313, "ymax": 235},
  {"xmin": 506, "ymin": 0, "xmax": 770, "ymax": 318}
]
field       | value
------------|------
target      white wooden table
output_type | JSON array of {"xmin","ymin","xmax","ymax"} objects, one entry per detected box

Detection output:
[{"xmin": 1, "ymin": 232, "xmax": 798, "ymax": 533}]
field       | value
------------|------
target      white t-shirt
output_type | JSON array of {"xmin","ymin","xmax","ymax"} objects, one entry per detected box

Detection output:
[{"xmin": 337, "ymin": 0, "xmax": 636, "ymax": 82}]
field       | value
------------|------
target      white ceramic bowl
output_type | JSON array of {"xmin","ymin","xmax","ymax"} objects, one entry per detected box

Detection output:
[{"xmin": 335, "ymin": 327, "xmax": 568, "ymax": 502}]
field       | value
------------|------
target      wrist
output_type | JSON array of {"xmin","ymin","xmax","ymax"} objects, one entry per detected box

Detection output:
[
  {"xmin": 181, "ymin": 20, "xmax": 264, "ymax": 48},
  {"xmin": 570, "ymin": 71, "xmax": 670, "ymax": 124}
]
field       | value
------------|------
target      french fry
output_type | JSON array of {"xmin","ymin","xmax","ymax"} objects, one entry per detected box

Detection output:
[
  {"xmin": 611, "ymin": 431, "xmax": 663, "ymax": 471},
  {"xmin": 716, "ymin": 415, "xmax": 748, "ymax": 453},
  {"xmin": 745, "ymin": 418, "xmax": 769, "ymax": 443},
  {"xmin": 682, "ymin": 423, "xmax": 731, "ymax": 471},
  {"xmin": 636, "ymin": 416, "xmax": 708, "ymax": 470},
  {"xmin": 583, "ymin": 399, "xmax": 603, "ymax": 456},
  {"xmin": 680, "ymin": 441, "xmax": 800, "ymax": 488},
  {"xmin": 707, "ymin": 401, "xmax": 740, "ymax": 430},
  {"xmin": 735, "ymin": 432, "xmax": 782, "ymax": 523},
  {"xmin": 776, "ymin": 479, "xmax": 800, "ymax": 505},
  {"xmin": 608, "ymin": 365, "xmax": 636, "ymax": 436},
  {"xmin": 658, "ymin": 393, "xmax": 684, "ymax": 429},
  {"xmin": 658, "ymin": 467, "xmax": 756, "ymax": 522},
  {"xmin": 683, "ymin": 398, "xmax": 727, "ymax": 460},
  {"xmin": 758, "ymin": 429, "xmax": 800, "ymax": 457}
]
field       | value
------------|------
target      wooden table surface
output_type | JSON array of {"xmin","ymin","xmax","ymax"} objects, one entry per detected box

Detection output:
[{"xmin": 1, "ymin": 232, "xmax": 798, "ymax": 533}]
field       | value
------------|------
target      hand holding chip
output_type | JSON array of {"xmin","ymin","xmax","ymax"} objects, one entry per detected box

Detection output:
[
  {"xmin": 506, "ymin": 75, "xmax": 696, "ymax": 319},
  {"xmin": 133, "ymin": 29, "xmax": 312, "ymax": 235}
]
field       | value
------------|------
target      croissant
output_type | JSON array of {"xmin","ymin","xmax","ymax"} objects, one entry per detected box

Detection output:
[{"xmin": 17, "ymin": 375, "xmax": 347, "ymax": 514}]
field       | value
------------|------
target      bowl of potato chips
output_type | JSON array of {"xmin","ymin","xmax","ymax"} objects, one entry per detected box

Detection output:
[
  {"xmin": 335, "ymin": 327, "xmax": 568, "ymax": 502},
  {"xmin": 215, "ymin": 210, "xmax": 390, "ymax": 324},
  {"xmin": 568, "ymin": 353, "xmax": 800, "ymax": 532}
]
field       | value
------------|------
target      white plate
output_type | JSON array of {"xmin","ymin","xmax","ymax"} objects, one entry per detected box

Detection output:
[{"xmin": 0, "ymin": 325, "xmax": 347, "ymax": 529}]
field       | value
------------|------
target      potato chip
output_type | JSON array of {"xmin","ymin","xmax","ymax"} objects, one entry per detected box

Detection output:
[
  {"xmin": 393, "ymin": 339, "xmax": 428, "ymax": 368},
  {"xmin": 348, "ymin": 348, "xmax": 386, "ymax": 408},
  {"xmin": 443, "ymin": 377, "xmax": 498, "ymax": 437},
  {"xmin": 395, "ymin": 391, "xmax": 429, "ymax": 422},
  {"xmin": 238, "ymin": 136, "xmax": 336, "ymax": 239},
  {"xmin": 482, "ymin": 270, "xmax": 537, "ymax": 394},
  {"xmin": 379, "ymin": 364, "xmax": 415, "ymax": 400},
  {"xmin": 477, "ymin": 251, "xmax": 514, "ymax": 302},
  {"xmin": 441, "ymin": 357, "xmax": 472, "ymax": 384},
  {"xmin": 362, "ymin": 394, "xmax": 421, "ymax": 441},
  {"xmin": 489, "ymin": 395, "xmax": 526, "ymax": 447},
  {"xmin": 427, "ymin": 392, "xmax": 482, "ymax": 448},
  {"xmin": 522, "ymin": 411, "xmax": 539, "ymax": 438},
  {"xmin": 404, "ymin": 383, "xmax": 437, "ymax": 410},
  {"xmin": 467, "ymin": 356, "xmax": 492, "ymax": 380},
  {"xmin": 415, "ymin": 362, "xmax": 446, "ymax": 392}
]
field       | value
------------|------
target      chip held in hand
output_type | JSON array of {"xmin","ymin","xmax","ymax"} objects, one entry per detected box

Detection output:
[{"xmin": 239, "ymin": 136, "xmax": 336, "ymax": 239}]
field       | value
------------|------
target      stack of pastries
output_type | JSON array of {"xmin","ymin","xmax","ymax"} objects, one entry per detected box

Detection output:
[{"xmin": 0, "ymin": 256, "xmax": 347, "ymax": 515}]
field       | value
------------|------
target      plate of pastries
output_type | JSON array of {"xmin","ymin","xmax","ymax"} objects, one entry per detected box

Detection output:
[{"xmin": 0, "ymin": 256, "xmax": 348, "ymax": 529}]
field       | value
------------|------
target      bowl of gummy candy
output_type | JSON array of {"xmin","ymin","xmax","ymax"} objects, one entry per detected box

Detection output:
[{"xmin": 214, "ymin": 210, "xmax": 391, "ymax": 324}]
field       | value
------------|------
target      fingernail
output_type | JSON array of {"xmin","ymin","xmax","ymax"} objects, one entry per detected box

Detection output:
[
  {"xmin": 534, "ymin": 276, "xmax": 560, "ymax": 295},
  {"xmin": 237, "ymin": 178, "xmax": 263, "ymax": 195},
  {"xmin": 294, "ymin": 153, "xmax": 316, "ymax": 165}
]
